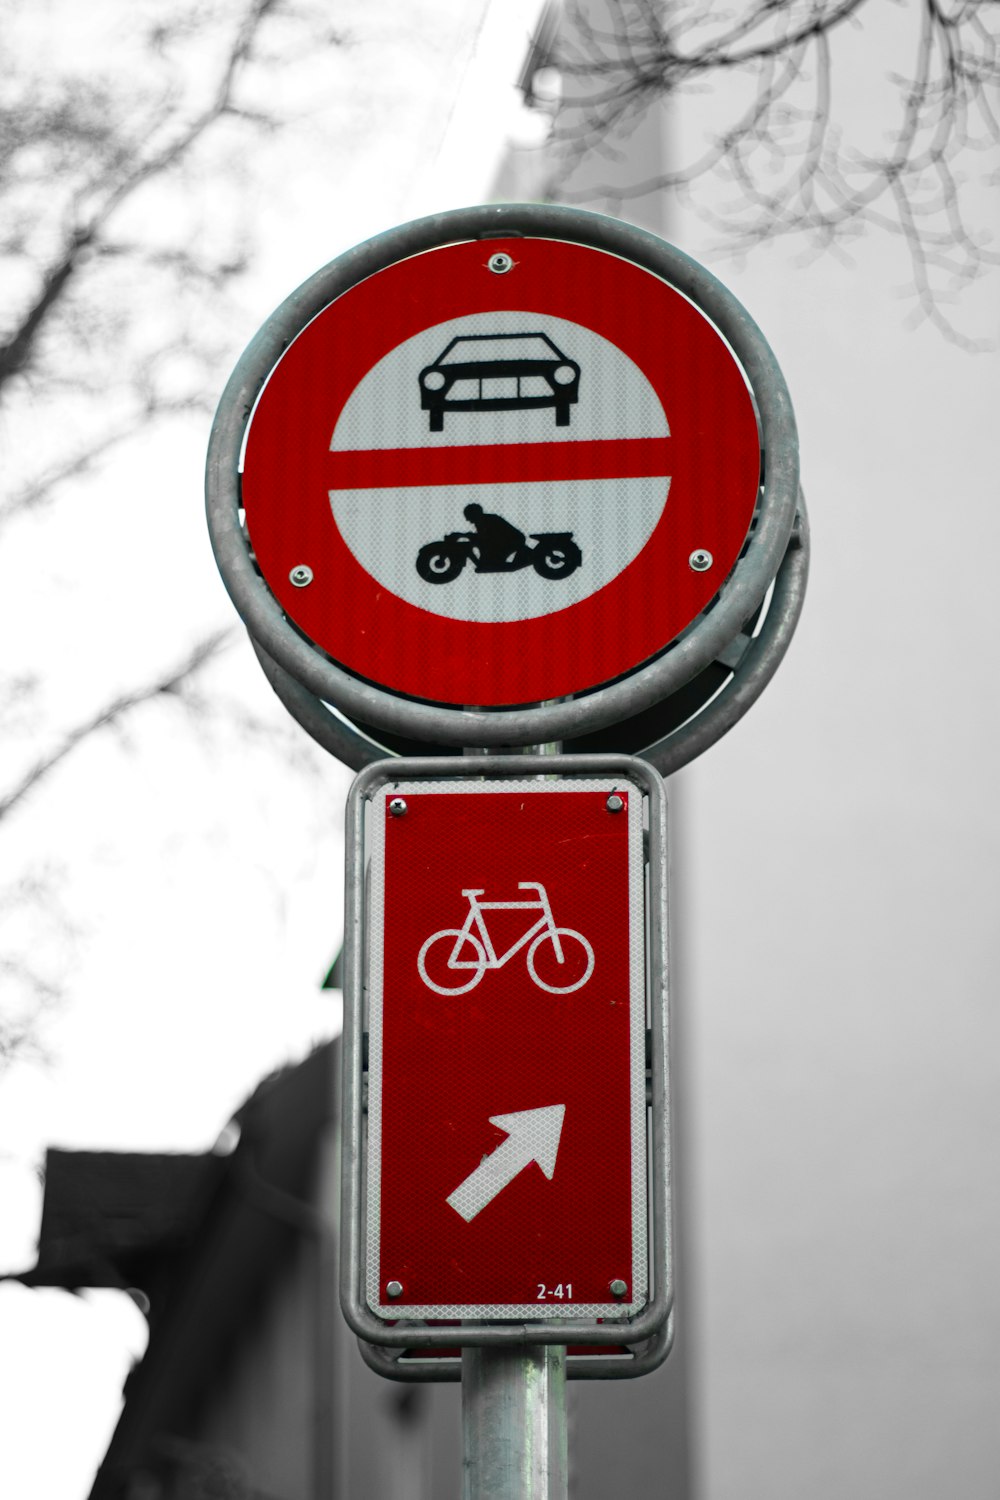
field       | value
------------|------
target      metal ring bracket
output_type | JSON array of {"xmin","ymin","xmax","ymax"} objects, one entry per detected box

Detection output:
[
  {"xmin": 206, "ymin": 202, "xmax": 800, "ymax": 752},
  {"xmin": 355, "ymin": 1312, "xmax": 674, "ymax": 1383},
  {"xmin": 249, "ymin": 498, "xmax": 807, "ymax": 774}
]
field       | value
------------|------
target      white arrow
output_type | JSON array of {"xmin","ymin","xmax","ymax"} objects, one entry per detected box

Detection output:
[{"xmin": 446, "ymin": 1105, "xmax": 566, "ymax": 1223}]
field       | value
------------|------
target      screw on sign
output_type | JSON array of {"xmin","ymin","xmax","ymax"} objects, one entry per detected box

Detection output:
[
  {"xmin": 364, "ymin": 778, "xmax": 649, "ymax": 1320},
  {"xmin": 239, "ymin": 234, "xmax": 761, "ymax": 709}
]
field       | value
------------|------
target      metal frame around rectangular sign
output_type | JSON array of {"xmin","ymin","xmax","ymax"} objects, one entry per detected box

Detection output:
[
  {"xmin": 370, "ymin": 772, "xmax": 647, "ymax": 1322},
  {"xmin": 339, "ymin": 754, "xmax": 671, "ymax": 1361},
  {"xmin": 354, "ymin": 1311, "xmax": 675, "ymax": 1383}
]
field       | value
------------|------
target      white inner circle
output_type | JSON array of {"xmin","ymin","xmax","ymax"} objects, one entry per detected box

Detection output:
[{"xmin": 330, "ymin": 311, "xmax": 670, "ymax": 625}]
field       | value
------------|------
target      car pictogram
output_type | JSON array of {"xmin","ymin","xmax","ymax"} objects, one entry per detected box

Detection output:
[{"xmin": 419, "ymin": 331, "xmax": 581, "ymax": 432}]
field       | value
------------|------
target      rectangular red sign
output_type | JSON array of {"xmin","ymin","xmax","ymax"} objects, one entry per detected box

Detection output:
[{"xmin": 365, "ymin": 775, "xmax": 648, "ymax": 1320}]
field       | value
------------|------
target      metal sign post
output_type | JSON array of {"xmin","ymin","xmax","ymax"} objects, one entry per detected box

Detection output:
[
  {"xmin": 462, "ymin": 1345, "xmax": 567, "ymax": 1500},
  {"xmin": 205, "ymin": 201, "xmax": 806, "ymax": 1497}
]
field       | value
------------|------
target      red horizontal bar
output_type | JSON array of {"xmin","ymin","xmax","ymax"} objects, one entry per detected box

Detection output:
[{"xmin": 327, "ymin": 436, "xmax": 671, "ymax": 490}]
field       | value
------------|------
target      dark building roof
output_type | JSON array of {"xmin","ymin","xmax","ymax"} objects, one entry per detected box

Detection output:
[
  {"xmin": 16, "ymin": 1149, "xmax": 225, "ymax": 1295},
  {"xmin": 10, "ymin": 1040, "xmax": 338, "ymax": 1500}
]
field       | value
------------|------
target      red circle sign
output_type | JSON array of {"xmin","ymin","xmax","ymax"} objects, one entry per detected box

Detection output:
[{"xmin": 242, "ymin": 236, "xmax": 760, "ymax": 708}]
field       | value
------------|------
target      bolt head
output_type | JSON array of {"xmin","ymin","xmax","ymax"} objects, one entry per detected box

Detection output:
[
  {"xmin": 386, "ymin": 1280, "xmax": 403, "ymax": 1299},
  {"xmin": 389, "ymin": 797, "xmax": 407, "ymax": 817},
  {"xmin": 609, "ymin": 1279, "xmax": 628, "ymax": 1299},
  {"xmin": 606, "ymin": 793, "xmax": 625, "ymax": 813},
  {"xmin": 289, "ymin": 564, "xmax": 314, "ymax": 587},
  {"xmin": 487, "ymin": 251, "xmax": 514, "ymax": 274},
  {"xmin": 689, "ymin": 549, "xmax": 713, "ymax": 573}
]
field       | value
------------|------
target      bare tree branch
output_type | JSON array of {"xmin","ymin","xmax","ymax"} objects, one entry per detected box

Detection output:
[
  {"xmin": 0, "ymin": 395, "xmax": 198, "ymax": 529},
  {"xmin": 0, "ymin": 0, "xmax": 282, "ymax": 396},
  {"xmin": 0, "ymin": 1, "xmax": 350, "ymax": 1071},
  {"xmin": 546, "ymin": 0, "xmax": 1000, "ymax": 345},
  {"xmin": 0, "ymin": 629, "xmax": 236, "ymax": 826},
  {"xmin": 0, "ymin": 867, "xmax": 78, "ymax": 1074}
]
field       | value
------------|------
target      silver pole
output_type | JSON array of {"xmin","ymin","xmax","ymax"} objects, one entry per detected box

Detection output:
[
  {"xmin": 462, "ymin": 1345, "xmax": 568, "ymax": 1500},
  {"xmin": 459, "ymin": 742, "xmax": 566, "ymax": 1498}
]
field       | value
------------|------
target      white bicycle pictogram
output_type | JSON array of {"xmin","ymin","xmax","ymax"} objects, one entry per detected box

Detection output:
[{"xmin": 417, "ymin": 881, "xmax": 595, "ymax": 996}]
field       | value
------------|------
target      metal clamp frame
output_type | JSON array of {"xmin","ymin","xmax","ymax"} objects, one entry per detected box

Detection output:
[
  {"xmin": 247, "ymin": 497, "xmax": 808, "ymax": 774},
  {"xmin": 339, "ymin": 754, "xmax": 672, "ymax": 1351},
  {"xmin": 355, "ymin": 1312, "xmax": 674, "ymax": 1384},
  {"xmin": 206, "ymin": 202, "xmax": 800, "ymax": 752}
]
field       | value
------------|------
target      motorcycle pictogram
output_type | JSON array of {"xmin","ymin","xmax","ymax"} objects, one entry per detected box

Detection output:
[{"xmin": 416, "ymin": 503, "xmax": 582, "ymax": 585}]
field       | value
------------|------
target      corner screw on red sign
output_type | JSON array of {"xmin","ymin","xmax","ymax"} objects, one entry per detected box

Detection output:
[{"xmin": 239, "ymin": 233, "xmax": 761, "ymax": 708}]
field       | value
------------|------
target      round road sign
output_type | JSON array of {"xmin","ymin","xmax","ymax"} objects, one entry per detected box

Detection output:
[
  {"xmin": 240, "ymin": 236, "xmax": 759, "ymax": 708},
  {"xmin": 207, "ymin": 204, "xmax": 801, "ymax": 753}
]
